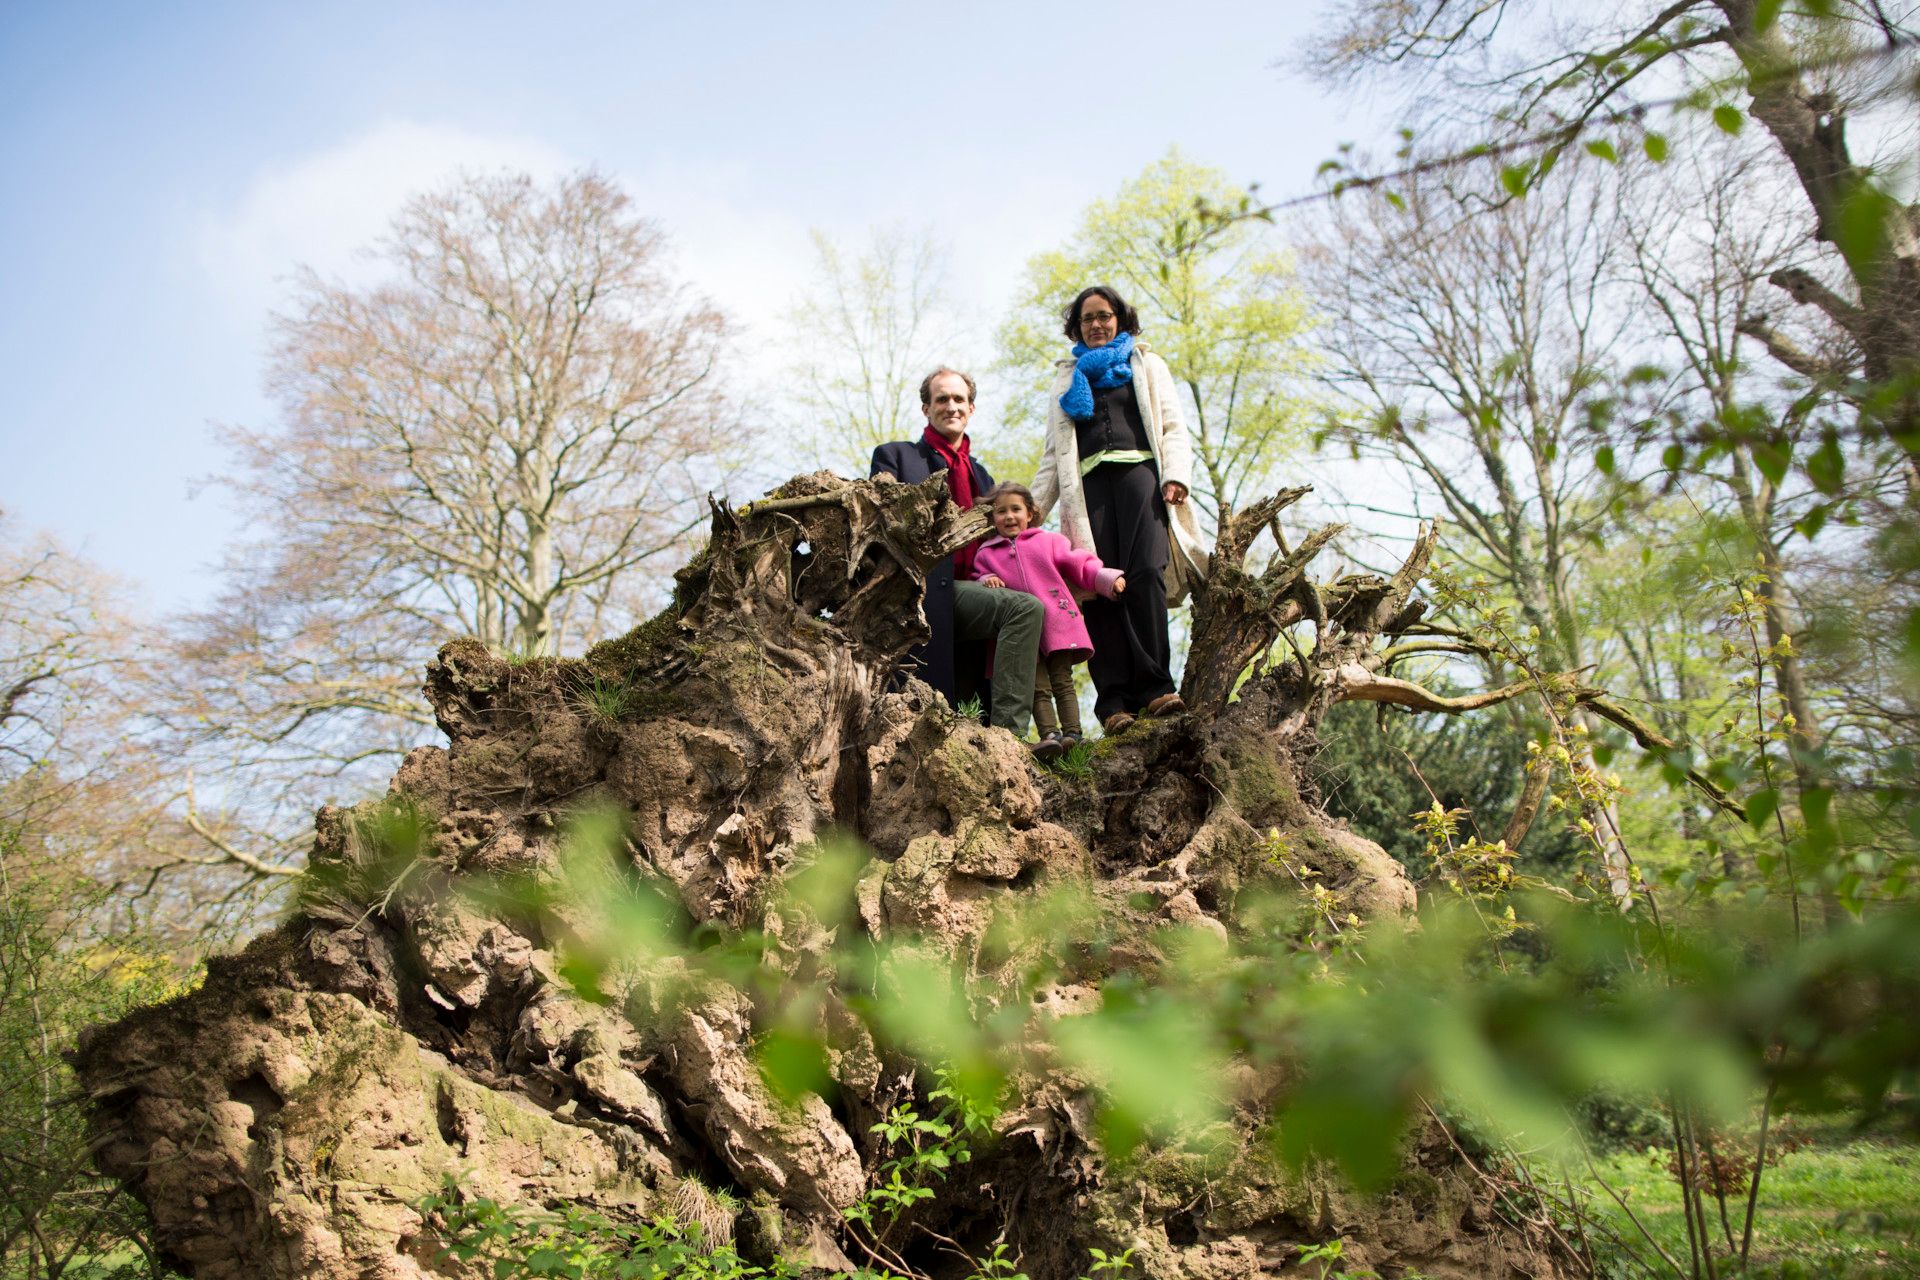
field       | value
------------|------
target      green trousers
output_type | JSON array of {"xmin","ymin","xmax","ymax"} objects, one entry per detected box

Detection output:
[
  {"xmin": 1032, "ymin": 650, "xmax": 1084, "ymax": 736},
  {"xmin": 951, "ymin": 581, "xmax": 1043, "ymax": 736}
]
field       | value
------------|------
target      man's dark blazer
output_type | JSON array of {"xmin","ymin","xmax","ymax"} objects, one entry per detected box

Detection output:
[{"xmin": 869, "ymin": 437, "xmax": 995, "ymax": 706}]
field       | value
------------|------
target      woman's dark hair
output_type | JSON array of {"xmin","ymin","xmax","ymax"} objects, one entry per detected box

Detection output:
[{"xmin": 1062, "ymin": 285, "xmax": 1142, "ymax": 343}]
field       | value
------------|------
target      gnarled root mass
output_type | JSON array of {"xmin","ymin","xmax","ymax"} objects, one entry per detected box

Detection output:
[{"xmin": 75, "ymin": 472, "xmax": 1567, "ymax": 1280}]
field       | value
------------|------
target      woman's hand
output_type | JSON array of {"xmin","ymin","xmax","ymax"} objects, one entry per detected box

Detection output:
[
  {"xmin": 980, "ymin": 574, "xmax": 1006, "ymax": 590},
  {"xmin": 1162, "ymin": 481, "xmax": 1188, "ymax": 506},
  {"xmin": 1113, "ymin": 575, "xmax": 1127, "ymax": 595}
]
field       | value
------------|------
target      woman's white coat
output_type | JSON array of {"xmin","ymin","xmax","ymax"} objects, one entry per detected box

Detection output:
[{"xmin": 1030, "ymin": 339, "xmax": 1211, "ymax": 603}]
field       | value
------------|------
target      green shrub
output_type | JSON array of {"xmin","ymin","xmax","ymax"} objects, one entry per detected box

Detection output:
[
  {"xmin": 418, "ymin": 1178, "xmax": 797, "ymax": 1279},
  {"xmin": 291, "ymin": 796, "xmax": 431, "ymax": 924},
  {"xmin": 0, "ymin": 824, "xmax": 186, "ymax": 1279},
  {"xmin": 575, "ymin": 674, "xmax": 643, "ymax": 726}
]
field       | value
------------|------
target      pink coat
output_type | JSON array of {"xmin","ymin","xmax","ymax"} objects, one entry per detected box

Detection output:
[{"xmin": 968, "ymin": 528, "xmax": 1123, "ymax": 657}]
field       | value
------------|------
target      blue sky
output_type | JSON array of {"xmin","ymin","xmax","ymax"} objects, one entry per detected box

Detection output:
[{"xmin": 0, "ymin": 2, "xmax": 1390, "ymax": 612}]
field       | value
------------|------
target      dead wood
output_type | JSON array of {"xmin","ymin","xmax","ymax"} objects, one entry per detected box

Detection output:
[{"xmin": 73, "ymin": 473, "xmax": 1569, "ymax": 1280}]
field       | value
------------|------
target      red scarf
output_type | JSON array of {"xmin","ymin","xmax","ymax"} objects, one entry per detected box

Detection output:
[{"xmin": 922, "ymin": 426, "xmax": 981, "ymax": 576}]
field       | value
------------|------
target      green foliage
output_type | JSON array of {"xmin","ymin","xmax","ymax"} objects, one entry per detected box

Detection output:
[
  {"xmin": 461, "ymin": 800, "xmax": 1920, "ymax": 1233},
  {"xmin": 844, "ymin": 1104, "xmax": 959, "ymax": 1230},
  {"xmin": 418, "ymin": 1178, "xmax": 795, "ymax": 1279},
  {"xmin": 1577, "ymin": 1086, "xmax": 1677, "ymax": 1152},
  {"xmin": 964, "ymin": 1243, "xmax": 1028, "ymax": 1280},
  {"xmin": 291, "ymin": 795, "xmax": 432, "ymax": 924},
  {"xmin": 0, "ymin": 825, "xmax": 186, "ymax": 1279},
  {"xmin": 1583, "ymin": 1118, "xmax": 1920, "ymax": 1277},
  {"xmin": 574, "ymin": 673, "xmax": 643, "ymax": 726},
  {"xmin": 1314, "ymin": 700, "xmax": 1585, "ymax": 877},
  {"xmin": 500, "ymin": 644, "xmax": 553, "ymax": 668},
  {"xmin": 1294, "ymin": 1238, "xmax": 1392, "ymax": 1280},
  {"xmin": 1042, "ymin": 739, "xmax": 1096, "ymax": 779},
  {"xmin": 437, "ymin": 562, "xmax": 1920, "ymax": 1280},
  {"xmin": 994, "ymin": 148, "xmax": 1319, "ymax": 517},
  {"xmin": 1832, "ymin": 182, "xmax": 1900, "ymax": 284},
  {"xmin": 843, "ymin": 1067, "xmax": 1000, "ymax": 1238}
]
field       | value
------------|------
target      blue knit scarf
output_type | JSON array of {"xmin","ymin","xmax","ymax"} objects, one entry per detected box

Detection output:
[{"xmin": 1058, "ymin": 331, "xmax": 1135, "ymax": 423}]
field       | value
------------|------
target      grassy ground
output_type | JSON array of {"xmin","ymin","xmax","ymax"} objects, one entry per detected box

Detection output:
[{"xmin": 1581, "ymin": 1115, "xmax": 1920, "ymax": 1278}]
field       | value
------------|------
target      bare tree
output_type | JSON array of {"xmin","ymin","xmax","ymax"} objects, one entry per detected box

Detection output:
[
  {"xmin": 0, "ymin": 517, "xmax": 150, "ymax": 882},
  {"xmin": 1304, "ymin": 163, "xmax": 1631, "ymax": 675},
  {"xmin": 158, "ymin": 169, "xmax": 739, "ymax": 886},
  {"xmin": 244, "ymin": 169, "xmax": 733, "ymax": 656},
  {"xmin": 1304, "ymin": 0, "xmax": 1920, "ymax": 477},
  {"xmin": 0, "ymin": 517, "xmax": 235, "ymax": 934},
  {"xmin": 1617, "ymin": 145, "xmax": 1841, "ymax": 834},
  {"xmin": 1299, "ymin": 161, "xmax": 1644, "ymax": 898},
  {"xmin": 0, "ymin": 521, "xmax": 123, "ymax": 810},
  {"xmin": 788, "ymin": 225, "xmax": 961, "ymax": 475}
]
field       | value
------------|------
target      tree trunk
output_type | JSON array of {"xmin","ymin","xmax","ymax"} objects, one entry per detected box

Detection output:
[
  {"xmin": 1719, "ymin": 0, "xmax": 1920, "ymax": 465},
  {"xmin": 73, "ymin": 473, "xmax": 1569, "ymax": 1280}
]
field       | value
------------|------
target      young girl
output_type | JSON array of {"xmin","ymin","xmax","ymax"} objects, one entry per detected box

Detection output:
[{"xmin": 969, "ymin": 482, "xmax": 1126, "ymax": 755}]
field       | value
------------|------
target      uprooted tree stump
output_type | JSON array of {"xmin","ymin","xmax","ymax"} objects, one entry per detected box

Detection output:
[{"xmin": 74, "ymin": 471, "xmax": 1571, "ymax": 1280}]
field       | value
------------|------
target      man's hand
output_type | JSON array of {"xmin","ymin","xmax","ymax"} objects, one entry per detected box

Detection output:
[
  {"xmin": 1162, "ymin": 481, "xmax": 1188, "ymax": 506},
  {"xmin": 980, "ymin": 574, "xmax": 1006, "ymax": 589}
]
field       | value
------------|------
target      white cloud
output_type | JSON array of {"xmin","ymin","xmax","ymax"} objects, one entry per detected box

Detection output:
[
  {"xmin": 603, "ymin": 156, "xmax": 844, "ymax": 405},
  {"xmin": 196, "ymin": 119, "xmax": 575, "ymax": 315},
  {"xmin": 629, "ymin": 166, "xmax": 1086, "ymax": 439},
  {"xmin": 200, "ymin": 126, "xmax": 826, "ymax": 382},
  {"xmin": 614, "ymin": 157, "xmax": 817, "ymax": 357},
  {"xmin": 191, "ymin": 124, "xmax": 1062, "ymax": 472}
]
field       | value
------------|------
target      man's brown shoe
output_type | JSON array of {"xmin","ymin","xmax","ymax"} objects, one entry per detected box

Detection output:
[
  {"xmin": 1101, "ymin": 711, "xmax": 1135, "ymax": 736},
  {"xmin": 1144, "ymin": 693, "xmax": 1186, "ymax": 717}
]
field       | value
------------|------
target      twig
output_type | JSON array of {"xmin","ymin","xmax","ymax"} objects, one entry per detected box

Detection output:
[
  {"xmin": 1502, "ymin": 756, "xmax": 1555, "ymax": 849},
  {"xmin": 912, "ymin": 1221, "xmax": 985, "ymax": 1268},
  {"xmin": 1577, "ymin": 695, "xmax": 1746, "ymax": 820},
  {"xmin": 1502, "ymin": 1135, "xmax": 1606, "ymax": 1275},
  {"xmin": 847, "ymin": 1224, "xmax": 927, "ymax": 1280},
  {"xmin": 179, "ymin": 775, "xmax": 301, "ymax": 878},
  {"xmin": 737, "ymin": 488, "xmax": 860, "ymax": 516},
  {"xmin": 1218, "ymin": 37, "xmax": 1919, "ymax": 221},
  {"xmin": 1378, "ymin": 639, "xmax": 1482, "ymax": 662},
  {"xmin": 1667, "ymin": 1092, "xmax": 1713, "ymax": 1280},
  {"xmin": 1581, "ymin": 1146, "xmax": 1688, "ymax": 1277},
  {"xmin": 1696, "ymin": 1125, "xmax": 1739, "ymax": 1254},
  {"xmin": 1739, "ymin": 1079, "xmax": 1780, "ymax": 1269},
  {"xmin": 1332, "ymin": 664, "xmax": 1537, "ymax": 713},
  {"xmin": 1417, "ymin": 1101, "xmax": 1584, "ymax": 1264},
  {"xmin": 1559, "ymin": 1168, "xmax": 1603, "ymax": 1280}
]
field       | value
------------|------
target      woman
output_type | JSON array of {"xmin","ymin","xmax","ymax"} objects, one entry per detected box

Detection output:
[{"xmin": 1031, "ymin": 285, "xmax": 1209, "ymax": 733}]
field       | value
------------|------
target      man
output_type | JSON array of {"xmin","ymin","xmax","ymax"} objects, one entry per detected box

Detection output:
[{"xmin": 871, "ymin": 367, "xmax": 1043, "ymax": 737}]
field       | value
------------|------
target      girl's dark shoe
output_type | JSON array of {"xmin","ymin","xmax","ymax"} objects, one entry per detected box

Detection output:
[
  {"xmin": 1031, "ymin": 732, "xmax": 1066, "ymax": 761},
  {"xmin": 1059, "ymin": 731, "xmax": 1082, "ymax": 749}
]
